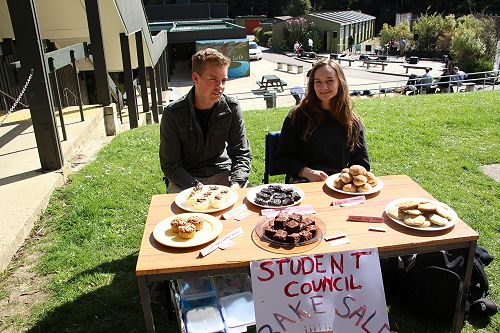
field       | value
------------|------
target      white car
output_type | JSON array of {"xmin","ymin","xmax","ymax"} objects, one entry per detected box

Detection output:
[{"xmin": 248, "ymin": 42, "xmax": 262, "ymax": 60}]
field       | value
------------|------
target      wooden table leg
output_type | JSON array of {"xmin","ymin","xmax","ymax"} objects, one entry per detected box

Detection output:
[
  {"xmin": 452, "ymin": 240, "xmax": 476, "ymax": 333},
  {"xmin": 138, "ymin": 276, "xmax": 155, "ymax": 333}
]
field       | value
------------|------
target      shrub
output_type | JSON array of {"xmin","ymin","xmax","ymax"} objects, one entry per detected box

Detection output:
[
  {"xmin": 451, "ymin": 15, "xmax": 496, "ymax": 72},
  {"xmin": 261, "ymin": 31, "xmax": 273, "ymax": 47},
  {"xmin": 413, "ymin": 14, "xmax": 455, "ymax": 53}
]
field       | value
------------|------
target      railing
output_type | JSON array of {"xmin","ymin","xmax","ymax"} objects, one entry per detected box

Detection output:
[
  {"xmin": 225, "ymin": 70, "xmax": 499, "ymax": 102},
  {"xmin": 1, "ymin": 89, "xmax": 29, "ymax": 110}
]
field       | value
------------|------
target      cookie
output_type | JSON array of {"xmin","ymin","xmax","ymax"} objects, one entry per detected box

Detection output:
[
  {"xmin": 398, "ymin": 200, "xmax": 421, "ymax": 210},
  {"xmin": 418, "ymin": 202, "xmax": 438, "ymax": 212},
  {"xmin": 403, "ymin": 209, "xmax": 423, "ymax": 216},
  {"xmin": 388, "ymin": 206, "xmax": 405, "ymax": 220},
  {"xmin": 404, "ymin": 215, "xmax": 426, "ymax": 227},
  {"xmin": 436, "ymin": 206, "xmax": 453, "ymax": 220},
  {"xmin": 429, "ymin": 214, "xmax": 449, "ymax": 226}
]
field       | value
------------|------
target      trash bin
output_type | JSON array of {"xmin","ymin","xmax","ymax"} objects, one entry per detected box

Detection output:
[
  {"xmin": 330, "ymin": 53, "xmax": 338, "ymax": 60},
  {"xmin": 264, "ymin": 92, "xmax": 276, "ymax": 109},
  {"xmin": 378, "ymin": 55, "xmax": 387, "ymax": 61},
  {"xmin": 408, "ymin": 56, "xmax": 419, "ymax": 64}
]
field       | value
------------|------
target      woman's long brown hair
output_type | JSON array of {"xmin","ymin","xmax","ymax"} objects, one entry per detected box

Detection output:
[{"xmin": 293, "ymin": 60, "xmax": 362, "ymax": 152}]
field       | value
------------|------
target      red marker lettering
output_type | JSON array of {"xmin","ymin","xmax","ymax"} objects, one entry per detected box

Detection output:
[{"xmin": 258, "ymin": 261, "xmax": 274, "ymax": 281}]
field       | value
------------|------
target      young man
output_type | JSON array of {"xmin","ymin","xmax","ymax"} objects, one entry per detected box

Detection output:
[{"xmin": 159, "ymin": 48, "xmax": 252, "ymax": 193}]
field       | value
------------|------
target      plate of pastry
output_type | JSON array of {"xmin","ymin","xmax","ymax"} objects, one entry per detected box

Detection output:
[
  {"xmin": 325, "ymin": 165, "xmax": 383, "ymax": 195},
  {"xmin": 246, "ymin": 183, "xmax": 304, "ymax": 209},
  {"xmin": 153, "ymin": 213, "xmax": 224, "ymax": 248},
  {"xmin": 175, "ymin": 184, "xmax": 239, "ymax": 213},
  {"xmin": 254, "ymin": 212, "xmax": 326, "ymax": 247},
  {"xmin": 384, "ymin": 197, "xmax": 457, "ymax": 231}
]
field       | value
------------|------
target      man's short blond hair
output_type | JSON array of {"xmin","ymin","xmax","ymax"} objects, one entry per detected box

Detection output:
[{"xmin": 191, "ymin": 48, "xmax": 230, "ymax": 74}]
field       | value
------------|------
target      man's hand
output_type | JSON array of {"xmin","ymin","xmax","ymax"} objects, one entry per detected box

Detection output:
[{"xmin": 300, "ymin": 167, "xmax": 328, "ymax": 182}]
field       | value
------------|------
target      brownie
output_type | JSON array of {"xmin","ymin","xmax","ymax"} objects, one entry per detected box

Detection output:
[
  {"xmin": 273, "ymin": 229, "xmax": 287, "ymax": 242},
  {"xmin": 281, "ymin": 197, "xmax": 293, "ymax": 206},
  {"xmin": 285, "ymin": 220, "xmax": 301, "ymax": 233},
  {"xmin": 256, "ymin": 191, "xmax": 271, "ymax": 200},
  {"xmin": 305, "ymin": 225, "xmax": 318, "ymax": 235},
  {"xmin": 268, "ymin": 184, "xmax": 283, "ymax": 192},
  {"xmin": 289, "ymin": 213, "xmax": 303, "ymax": 223},
  {"xmin": 292, "ymin": 191, "xmax": 302, "ymax": 202},
  {"xmin": 261, "ymin": 188, "xmax": 273, "ymax": 196},
  {"xmin": 272, "ymin": 192, "xmax": 286, "ymax": 200},
  {"xmin": 303, "ymin": 218, "xmax": 316, "ymax": 226},
  {"xmin": 254, "ymin": 197, "xmax": 268, "ymax": 205},
  {"xmin": 286, "ymin": 233, "xmax": 302, "ymax": 244},
  {"xmin": 269, "ymin": 198, "xmax": 282, "ymax": 206},
  {"xmin": 299, "ymin": 230, "xmax": 314, "ymax": 241},
  {"xmin": 274, "ymin": 213, "xmax": 289, "ymax": 229},
  {"xmin": 282, "ymin": 187, "xmax": 294, "ymax": 194},
  {"xmin": 264, "ymin": 226, "xmax": 278, "ymax": 239}
]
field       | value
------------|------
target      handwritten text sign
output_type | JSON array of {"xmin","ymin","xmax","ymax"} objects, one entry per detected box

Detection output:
[{"xmin": 250, "ymin": 249, "xmax": 389, "ymax": 333}]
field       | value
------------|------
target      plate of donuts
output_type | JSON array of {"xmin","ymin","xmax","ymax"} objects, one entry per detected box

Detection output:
[
  {"xmin": 175, "ymin": 184, "xmax": 239, "ymax": 213},
  {"xmin": 325, "ymin": 165, "xmax": 383, "ymax": 196}
]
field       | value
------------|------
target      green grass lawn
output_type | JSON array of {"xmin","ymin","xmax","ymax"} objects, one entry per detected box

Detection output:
[{"xmin": 1, "ymin": 91, "xmax": 499, "ymax": 333}]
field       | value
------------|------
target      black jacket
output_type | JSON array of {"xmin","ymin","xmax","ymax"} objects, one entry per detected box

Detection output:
[
  {"xmin": 159, "ymin": 87, "xmax": 252, "ymax": 190},
  {"xmin": 275, "ymin": 108, "xmax": 370, "ymax": 177}
]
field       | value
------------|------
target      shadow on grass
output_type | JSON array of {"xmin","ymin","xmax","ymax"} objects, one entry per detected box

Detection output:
[{"xmin": 27, "ymin": 254, "xmax": 179, "ymax": 333}]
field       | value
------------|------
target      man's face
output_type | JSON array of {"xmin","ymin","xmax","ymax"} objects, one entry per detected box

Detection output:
[{"xmin": 192, "ymin": 64, "xmax": 228, "ymax": 108}]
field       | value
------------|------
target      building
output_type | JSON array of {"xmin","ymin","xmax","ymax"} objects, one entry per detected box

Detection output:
[{"xmin": 272, "ymin": 11, "xmax": 376, "ymax": 53}]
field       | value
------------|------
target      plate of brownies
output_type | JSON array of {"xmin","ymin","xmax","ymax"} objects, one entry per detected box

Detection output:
[
  {"xmin": 246, "ymin": 183, "xmax": 304, "ymax": 209},
  {"xmin": 254, "ymin": 212, "xmax": 326, "ymax": 247}
]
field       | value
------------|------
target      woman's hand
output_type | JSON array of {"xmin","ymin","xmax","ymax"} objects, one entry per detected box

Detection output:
[{"xmin": 300, "ymin": 167, "xmax": 328, "ymax": 182}]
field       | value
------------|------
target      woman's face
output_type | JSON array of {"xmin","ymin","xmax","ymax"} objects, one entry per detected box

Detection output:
[{"xmin": 313, "ymin": 65, "xmax": 340, "ymax": 110}]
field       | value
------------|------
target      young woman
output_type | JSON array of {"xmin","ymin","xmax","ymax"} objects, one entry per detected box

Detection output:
[{"xmin": 275, "ymin": 59, "xmax": 370, "ymax": 182}]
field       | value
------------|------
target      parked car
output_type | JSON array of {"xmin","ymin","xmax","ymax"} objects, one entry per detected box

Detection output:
[{"xmin": 248, "ymin": 42, "xmax": 262, "ymax": 60}]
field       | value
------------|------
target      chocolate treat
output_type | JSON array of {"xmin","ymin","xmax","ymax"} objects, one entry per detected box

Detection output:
[
  {"xmin": 303, "ymin": 218, "xmax": 316, "ymax": 226},
  {"xmin": 274, "ymin": 213, "xmax": 289, "ymax": 229},
  {"xmin": 292, "ymin": 191, "xmax": 302, "ymax": 202},
  {"xmin": 256, "ymin": 191, "xmax": 271, "ymax": 200},
  {"xmin": 273, "ymin": 229, "xmax": 287, "ymax": 242},
  {"xmin": 264, "ymin": 226, "xmax": 278, "ymax": 238},
  {"xmin": 297, "ymin": 222, "xmax": 306, "ymax": 231},
  {"xmin": 269, "ymin": 198, "xmax": 282, "ymax": 206},
  {"xmin": 299, "ymin": 230, "xmax": 314, "ymax": 241},
  {"xmin": 286, "ymin": 233, "xmax": 302, "ymax": 244},
  {"xmin": 285, "ymin": 220, "xmax": 301, "ymax": 233},
  {"xmin": 268, "ymin": 184, "xmax": 283, "ymax": 192},
  {"xmin": 305, "ymin": 224, "xmax": 318, "ymax": 235},
  {"xmin": 254, "ymin": 197, "xmax": 268, "ymax": 206},
  {"xmin": 272, "ymin": 192, "xmax": 286, "ymax": 200},
  {"xmin": 260, "ymin": 188, "xmax": 273, "ymax": 196},
  {"xmin": 282, "ymin": 187, "xmax": 294, "ymax": 194},
  {"xmin": 281, "ymin": 197, "xmax": 294, "ymax": 206},
  {"xmin": 289, "ymin": 213, "xmax": 303, "ymax": 223}
]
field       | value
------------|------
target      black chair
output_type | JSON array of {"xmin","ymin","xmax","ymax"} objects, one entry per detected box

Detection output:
[{"xmin": 262, "ymin": 131, "xmax": 283, "ymax": 184}]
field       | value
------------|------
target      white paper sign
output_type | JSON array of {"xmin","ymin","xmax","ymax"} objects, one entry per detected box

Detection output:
[{"xmin": 250, "ymin": 248, "xmax": 389, "ymax": 333}]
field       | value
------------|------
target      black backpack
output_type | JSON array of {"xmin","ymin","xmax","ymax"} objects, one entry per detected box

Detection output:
[{"xmin": 403, "ymin": 246, "xmax": 497, "ymax": 321}]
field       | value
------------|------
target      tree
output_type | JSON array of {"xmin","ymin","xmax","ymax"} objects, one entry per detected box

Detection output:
[
  {"xmin": 287, "ymin": 0, "xmax": 312, "ymax": 16},
  {"xmin": 412, "ymin": 14, "xmax": 456, "ymax": 54},
  {"xmin": 282, "ymin": 17, "xmax": 320, "ymax": 52},
  {"xmin": 379, "ymin": 21, "xmax": 412, "ymax": 48},
  {"xmin": 451, "ymin": 15, "xmax": 496, "ymax": 72}
]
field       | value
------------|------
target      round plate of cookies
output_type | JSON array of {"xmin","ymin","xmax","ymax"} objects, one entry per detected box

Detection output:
[
  {"xmin": 384, "ymin": 197, "xmax": 458, "ymax": 231},
  {"xmin": 325, "ymin": 165, "xmax": 383, "ymax": 195},
  {"xmin": 175, "ymin": 184, "xmax": 239, "ymax": 213},
  {"xmin": 153, "ymin": 213, "xmax": 223, "ymax": 248},
  {"xmin": 254, "ymin": 212, "xmax": 326, "ymax": 248},
  {"xmin": 246, "ymin": 183, "xmax": 304, "ymax": 209}
]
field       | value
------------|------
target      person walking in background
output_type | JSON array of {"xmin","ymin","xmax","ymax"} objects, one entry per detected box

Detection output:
[
  {"xmin": 159, "ymin": 48, "xmax": 252, "ymax": 193},
  {"xmin": 348, "ymin": 36, "xmax": 354, "ymax": 53},
  {"xmin": 308, "ymin": 37, "xmax": 313, "ymax": 52},
  {"xmin": 274, "ymin": 60, "xmax": 370, "ymax": 183},
  {"xmin": 294, "ymin": 40, "xmax": 301, "ymax": 56},
  {"xmin": 399, "ymin": 37, "xmax": 407, "ymax": 57}
]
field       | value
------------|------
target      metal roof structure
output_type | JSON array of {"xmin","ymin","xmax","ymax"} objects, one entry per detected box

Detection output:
[
  {"xmin": 149, "ymin": 21, "xmax": 236, "ymax": 33},
  {"xmin": 308, "ymin": 11, "xmax": 375, "ymax": 24}
]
